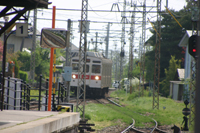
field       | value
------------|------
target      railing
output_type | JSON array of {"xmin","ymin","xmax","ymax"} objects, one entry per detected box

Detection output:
[{"xmin": 0, "ymin": 74, "xmax": 69, "ymax": 111}]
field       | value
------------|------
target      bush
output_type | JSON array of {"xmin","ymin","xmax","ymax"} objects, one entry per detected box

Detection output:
[
  {"xmin": 19, "ymin": 70, "xmax": 28, "ymax": 81},
  {"xmin": 127, "ymin": 90, "xmax": 150, "ymax": 100}
]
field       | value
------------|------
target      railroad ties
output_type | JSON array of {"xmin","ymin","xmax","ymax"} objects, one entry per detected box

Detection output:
[{"xmin": 79, "ymin": 119, "xmax": 95, "ymax": 133}]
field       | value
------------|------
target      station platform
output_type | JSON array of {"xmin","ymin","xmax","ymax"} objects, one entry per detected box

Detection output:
[{"xmin": 0, "ymin": 110, "xmax": 80, "ymax": 133}]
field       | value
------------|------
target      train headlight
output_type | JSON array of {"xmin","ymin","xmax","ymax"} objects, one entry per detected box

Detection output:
[
  {"xmin": 95, "ymin": 76, "xmax": 99, "ymax": 80},
  {"xmin": 72, "ymin": 74, "xmax": 76, "ymax": 79}
]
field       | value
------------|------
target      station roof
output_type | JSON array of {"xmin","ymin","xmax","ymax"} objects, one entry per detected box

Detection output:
[{"xmin": 0, "ymin": 0, "xmax": 50, "ymax": 9}]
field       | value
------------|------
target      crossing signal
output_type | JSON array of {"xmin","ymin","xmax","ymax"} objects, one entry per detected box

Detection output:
[{"xmin": 188, "ymin": 35, "xmax": 198, "ymax": 58}]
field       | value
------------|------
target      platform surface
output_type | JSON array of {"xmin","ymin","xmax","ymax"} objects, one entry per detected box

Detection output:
[{"xmin": 0, "ymin": 110, "xmax": 80, "ymax": 133}]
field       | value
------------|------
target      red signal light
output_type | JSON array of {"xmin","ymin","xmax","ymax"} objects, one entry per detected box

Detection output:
[{"xmin": 193, "ymin": 49, "xmax": 196, "ymax": 52}]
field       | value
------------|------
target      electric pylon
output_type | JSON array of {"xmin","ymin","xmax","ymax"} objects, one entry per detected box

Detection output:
[
  {"xmin": 76, "ymin": 0, "xmax": 88, "ymax": 120},
  {"xmin": 139, "ymin": 0, "xmax": 146, "ymax": 96},
  {"xmin": 129, "ymin": 3, "xmax": 136, "ymax": 94},
  {"xmin": 153, "ymin": 0, "xmax": 161, "ymax": 110},
  {"xmin": 120, "ymin": 0, "xmax": 126, "ymax": 88}
]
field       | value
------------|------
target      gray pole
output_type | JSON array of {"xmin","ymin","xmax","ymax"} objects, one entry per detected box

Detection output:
[
  {"xmin": 120, "ymin": 0, "xmax": 126, "ymax": 88},
  {"xmin": 95, "ymin": 32, "xmax": 98, "ymax": 52},
  {"xmin": 65, "ymin": 19, "xmax": 72, "ymax": 102},
  {"xmin": 105, "ymin": 23, "xmax": 110, "ymax": 58},
  {"xmin": 29, "ymin": 9, "xmax": 37, "ymax": 84}
]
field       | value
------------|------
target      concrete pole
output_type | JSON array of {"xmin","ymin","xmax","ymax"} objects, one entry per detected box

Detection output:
[{"xmin": 105, "ymin": 23, "xmax": 110, "ymax": 58}]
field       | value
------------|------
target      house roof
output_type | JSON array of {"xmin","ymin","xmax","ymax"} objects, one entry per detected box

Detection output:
[{"xmin": 178, "ymin": 30, "xmax": 200, "ymax": 47}]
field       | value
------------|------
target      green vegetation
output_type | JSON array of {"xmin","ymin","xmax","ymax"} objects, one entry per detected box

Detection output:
[
  {"xmin": 160, "ymin": 55, "xmax": 181, "ymax": 97},
  {"xmin": 85, "ymin": 90, "xmax": 187, "ymax": 131},
  {"xmin": 19, "ymin": 70, "xmax": 28, "ymax": 81}
]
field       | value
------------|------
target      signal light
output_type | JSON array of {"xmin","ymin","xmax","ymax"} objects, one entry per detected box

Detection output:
[{"xmin": 188, "ymin": 35, "xmax": 199, "ymax": 58}]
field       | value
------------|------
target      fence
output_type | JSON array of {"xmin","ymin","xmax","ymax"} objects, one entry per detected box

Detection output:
[{"xmin": 0, "ymin": 74, "xmax": 69, "ymax": 111}]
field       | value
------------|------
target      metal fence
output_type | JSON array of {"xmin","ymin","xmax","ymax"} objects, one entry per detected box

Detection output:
[{"xmin": 0, "ymin": 74, "xmax": 68, "ymax": 111}]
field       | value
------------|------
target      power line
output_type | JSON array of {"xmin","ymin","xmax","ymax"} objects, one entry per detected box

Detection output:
[
  {"xmin": 44, "ymin": 8, "xmax": 158, "ymax": 13},
  {"xmin": 36, "ymin": 17, "xmax": 145, "ymax": 24}
]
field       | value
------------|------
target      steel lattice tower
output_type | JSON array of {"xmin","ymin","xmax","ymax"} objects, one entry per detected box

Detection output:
[
  {"xmin": 189, "ymin": 59, "xmax": 196, "ymax": 127},
  {"xmin": 120, "ymin": 0, "xmax": 126, "ymax": 87},
  {"xmin": 153, "ymin": 0, "xmax": 161, "ymax": 109},
  {"xmin": 139, "ymin": 0, "xmax": 146, "ymax": 96},
  {"xmin": 129, "ymin": 3, "xmax": 136, "ymax": 94},
  {"xmin": 189, "ymin": 0, "xmax": 198, "ymax": 127},
  {"xmin": 76, "ymin": 0, "xmax": 88, "ymax": 120},
  {"xmin": 29, "ymin": 9, "xmax": 37, "ymax": 83}
]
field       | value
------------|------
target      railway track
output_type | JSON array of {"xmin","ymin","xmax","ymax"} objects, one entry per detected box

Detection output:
[{"xmin": 96, "ymin": 98, "xmax": 168, "ymax": 133}]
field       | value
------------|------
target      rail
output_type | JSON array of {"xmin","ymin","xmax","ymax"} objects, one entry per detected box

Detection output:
[
  {"xmin": 104, "ymin": 98, "xmax": 168, "ymax": 133},
  {"xmin": 150, "ymin": 118, "xmax": 157, "ymax": 133},
  {"xmin": 121, "ymin": 119, "xmax": 135, "ymax": 133}
]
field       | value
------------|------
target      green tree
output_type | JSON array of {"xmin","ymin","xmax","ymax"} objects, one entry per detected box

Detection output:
[
  {"xmin": 17, "ymin": 51, "xmax": 30, "ymax": 71},
  {"xmin": 33, "ymin": 45, "xmax": 50, "ymax": 81},
  {"xmin": 160, "ymin": 55, "xmax": 181, "ymax": 97},
  {"xmin": 145, "ymin": 5, "xmax": 191, "ymax": 82}
]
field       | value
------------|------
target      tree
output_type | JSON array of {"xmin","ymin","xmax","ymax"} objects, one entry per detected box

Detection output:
[
  {"xmin": 34, "ymin": 45, "xmax": 50, "ymax": 80},
  {"xmin": 160, "ymin": 55, "xmax": 181, "ymax": 97},
  {"xmin": 17, "ymin": 51, "xmax": 30, "ymax": 71},
  {"xmin": 145, "ymin": 5, "xmax": 192, "ymax": 82}
]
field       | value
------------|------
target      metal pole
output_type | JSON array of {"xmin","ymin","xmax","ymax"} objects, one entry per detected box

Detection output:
[
  {"xmin": 195, "ymin": 1, "xmax": 200, "ymax": 132},
  {"xmin": 48, "ymin": 6, "xmax": 56, "ymax": 111},
  {"xmin": 38, "ymin": 75, "xmax": 42, "ymax": 111},
  {"xmin": 29, "ymin": 9, "xmax": 37, "ymax": 84},
  {"xmin": 1, "ymin": 30, "xmax": 15, "ymax": 111},
  {"xmin": 65, "ymin": 19, "xmax": 72, "ymax": 102},
  {"xmin": 76, "ymin": 0, "xmax": 88, "ymax": 120},
  {"xmin": 95, "ymin": 32, "xmax": 98, "ymax": 52},
  {"xmin": 153, "ymin": 0, "xmax": 161, "ymax": 110},
  {"xmin": 105, "ymin": 23, "xmax": 110, "ymax": 58},
  {"xmin": 120, "ymin": 0, "xmax": 126, "ymax": 89}
]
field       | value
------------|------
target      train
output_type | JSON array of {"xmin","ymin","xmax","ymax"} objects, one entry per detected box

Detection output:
[{"xmin": 70, "ymin": 50, "xmax": 112, "ymax": 98}]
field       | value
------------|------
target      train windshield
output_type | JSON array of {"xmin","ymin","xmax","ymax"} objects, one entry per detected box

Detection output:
[
  {"xmin": 72, "ymin": 63, "xmax": 89, "ymax": 73},
  {"xmin": 92, "ymin": 65, "xmax": 101, "ymax": 73}
]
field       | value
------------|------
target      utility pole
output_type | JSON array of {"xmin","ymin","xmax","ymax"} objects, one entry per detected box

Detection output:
[
  {"xmin": 65, "ymin": 19, "xmax": 72, "ymax": 102},
  {"xmin": 129, "ymin": 3, "xmax": 136, "ymax": 94},
  {"xmin": 95, "ymin": 32, "xmax": 98, "ymax": 52},
  {"xmin": 141, "ymin": 0, "xmax": 146, "ymax": 96},
  {"xmin": 153, "ymin": 0, "xmax": 161, "ymax": 110},
  {"xmin": 29, "ymin": 9, "xmax": 37, "ymax": 84},
  {"xmin": 114, "ymin": 44, "xmax": 118, "ymax": 81},
  {"xmin": 105, "ymin": 23, "xmax": 110, "ymax": 58},
  {"xmin": 120, "ymin": 0, "xmax": 126, "ymax": 88},
  {"xmin": 76, "ymin": 0, "xmax": 88, "ymax": 120}
]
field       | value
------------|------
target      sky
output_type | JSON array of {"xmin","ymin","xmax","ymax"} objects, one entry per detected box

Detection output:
[
  {"xmin": 38, "ymin": 0, "xmax": 187, "ymax": 58},
  {"xmin": 0, "ymin": 0, "xmax": 188, "ymax": 58}
]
